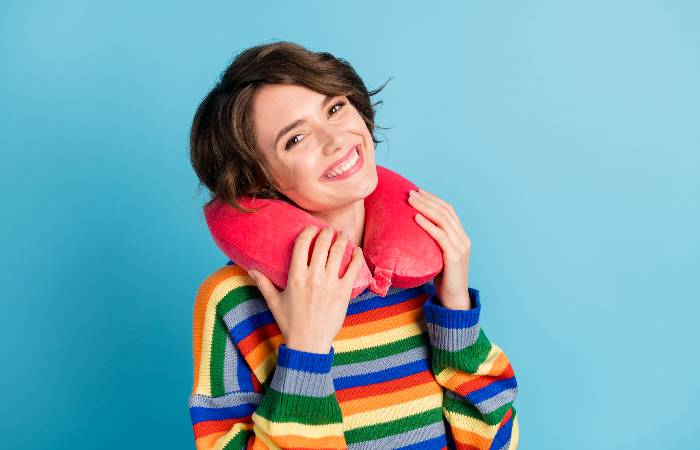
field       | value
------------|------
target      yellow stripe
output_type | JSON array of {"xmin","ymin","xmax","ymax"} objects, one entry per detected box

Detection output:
[
  {"xmin": 509, "ymin": 414, "xmax": 519, "ymax": 449},
  {"xmin": 343, "ymin": 393, "xmax": 443, "ymax": 431},
  {"xmin": 251, "ymin": 413, "xmax": 345, "ymax": 438},
  {"xmin": 251, "ymin": 339, "xmax": 283, "ymax": 383},
  {"xmin": 443, "ymin": 408, "xmax": 501, "ymax": 439},
  {"xmin": 251, "ymin": 423, "xmax": 280, "ymax": 449},
  {"xmin": 194, "ymin": 423, "xmax": 255, "ymax": 450},
  {"xmin": 195, "ymin": 273, "xmax": 253, "ymax": 396},
  {"xmin": 333, "ymin": 321, "xmax": 427, "ymax": 353},
  {"xmin": 475, "ymin": 343, "xmax": 503, "ymax": 375}
]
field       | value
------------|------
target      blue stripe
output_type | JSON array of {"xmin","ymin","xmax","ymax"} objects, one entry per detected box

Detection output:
[
  {"xmin": 334, "ymin": 358, "xmax": 430, "ymax": 390},
  {"xmin": 234, "ymin": 344, "xmax": 254, "ymax": 393},
  {"xmin": 189, "ymin": 403, "xmax": 257, "ymax": 424},
  {"xmin": 489, "ymin": 411, "xmax": 514, "ymax": 450},
  {"xmin": 466, "ymin": 377, "xmax": 518, "ymax": 405},
  {"xmin": 230, "ymin": 310, "xmax": 276, "ymax": 340},
  {"xmin": 347, "ymin": 286, "xmax": 425, "ymax": 315},
  {"xmin": 396, "ymin": 434, "xmax": 447, "ymax": 450}
]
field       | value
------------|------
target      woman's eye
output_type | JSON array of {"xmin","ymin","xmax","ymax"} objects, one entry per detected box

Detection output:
[
  {"xmin": 285, "ymin": 134, "xmax": 304, "ymax": 150},
  {"xmin": 329, "ymin": 100, "xmax": 346, "ymax": 116},
  {"xmin": 284, "ymin": 101, "xmax": 346, "ymax": 151}
]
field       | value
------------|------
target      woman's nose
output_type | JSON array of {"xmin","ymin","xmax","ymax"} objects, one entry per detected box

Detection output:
[{"xmin": 319, "ymin": 127, "xmax": 344, "ymax": 156}]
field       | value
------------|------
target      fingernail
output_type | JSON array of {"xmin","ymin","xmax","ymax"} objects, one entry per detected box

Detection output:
[
  {"xmin": 248, "ymin": 270, "xmax": 257, "ymax": 280},
  {"xmin": 409, "ymin": 189, "xmax": 418, "ymax": 197}
]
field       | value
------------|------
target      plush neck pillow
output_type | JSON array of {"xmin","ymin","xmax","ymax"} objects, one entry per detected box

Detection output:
[{"xmin": 204, "ymin": 165, "xmax": 443, "ymax": 298}]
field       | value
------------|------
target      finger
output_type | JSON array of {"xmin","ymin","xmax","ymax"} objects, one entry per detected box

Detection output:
[
  {"xmin": 417, "ymin": 189, "xmax": 471, "ymax": 245},
  {"xmin": 248, "ymin": 269, "xmax": 281, "ymax": 304},
  {"xmin": 309, "ymin": 226, "xmax": 334, "ymax": 272},
  {"xmin": 410, "ymin": 193, "xmax": 463, "ymax": 249},
  {"xmin": 341, "ymin": 247, "xmax": 365, "ymax": 286},
  {"xmin": 290, "ymin": 225, "xmax": 318, "ymax": 275},
  {"xmin": 326, "ymin": 230, "xmax": 349, "ymax": 277},
  {"xmin": 414, "ymin": 213, "xmax": 455, "ymax": 253}
]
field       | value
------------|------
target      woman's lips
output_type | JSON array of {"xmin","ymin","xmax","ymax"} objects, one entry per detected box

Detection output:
[{"xmin": 321, "ymin": 144, "xmax": 364, "ymax": 182}]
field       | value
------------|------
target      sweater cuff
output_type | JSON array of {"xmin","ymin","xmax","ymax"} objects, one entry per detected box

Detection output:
[
  {"xmin": 276, "ymin": 343, "xmax": 335, "ymax": 373},
  {"xmin": 423, "ymin": 287, "xmax": 482, "ymax": 328},
  {"xmin": 423, "ymin": 288, "xmax": 482, "ymax": 352},
  {"xmin": 269, "ymin": 344, "xmax": 336, "ymax": 398}
]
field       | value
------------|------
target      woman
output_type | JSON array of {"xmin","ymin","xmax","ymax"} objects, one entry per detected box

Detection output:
[{"xmin": 188, "ymin": 41, "xmax": 519, "ymax": 449}]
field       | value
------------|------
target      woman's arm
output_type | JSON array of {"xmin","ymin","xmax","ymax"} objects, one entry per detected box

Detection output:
[
  {"xmin": 423, "ymin": 286, "xmax": 519, "ymax": 449},
  {"xmin": 189, "ymin": 266, "xmax": 348, "ymax": 449}
]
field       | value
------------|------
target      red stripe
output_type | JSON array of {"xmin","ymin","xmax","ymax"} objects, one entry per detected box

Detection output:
[
  {"xmin": 336, "ymin": 370, "xmax": 434, "ymax": 402},
  {"xmin": 193, "ymin": 415, "xmax": 252, "ymax": 438},
  {"xmin": 238, "ymin": 322, "xmax": 282, "ymax": 355},
  {"xmin": 454, "ymin": 363, "xmax": 515, "ymax": 397},
  {"xmin": 343, "ymin": 294, "xmax": 427, "ymax": 326}
]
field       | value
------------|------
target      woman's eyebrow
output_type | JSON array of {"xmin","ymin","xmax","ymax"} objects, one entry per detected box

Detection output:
[{"xmin": 274, "ymin": 94, "xmax": 335, "ymax": 148}]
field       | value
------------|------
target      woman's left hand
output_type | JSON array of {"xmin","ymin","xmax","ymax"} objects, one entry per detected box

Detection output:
[{"xmin": 408, "ymin": 187, "xmax": 473, "ymax": 310}]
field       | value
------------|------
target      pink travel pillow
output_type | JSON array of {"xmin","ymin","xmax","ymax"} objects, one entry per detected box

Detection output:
[{"xmin": 204, "ymin": 165, "xmax": 443, "ymax": 298}]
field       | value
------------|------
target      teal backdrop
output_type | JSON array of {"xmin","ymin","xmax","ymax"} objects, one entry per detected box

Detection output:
[{"xmin": 1, "ymin": 1, "xmax": 698, "ymax": 448}]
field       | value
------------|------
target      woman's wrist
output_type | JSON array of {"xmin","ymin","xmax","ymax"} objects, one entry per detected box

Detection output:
[{"xmin": 285, "ymin": 338, "xmax": 332, "ymax": 354}]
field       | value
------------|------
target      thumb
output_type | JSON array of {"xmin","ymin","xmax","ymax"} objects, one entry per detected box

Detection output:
[{"xmin": 248, "ymin": 270, "xmax": 280, "ymax": 304}]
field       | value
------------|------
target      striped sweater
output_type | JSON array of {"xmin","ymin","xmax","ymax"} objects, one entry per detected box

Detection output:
[{"xmin": 189, "ymin": 261, "xmax": 519, "ymax": 449}]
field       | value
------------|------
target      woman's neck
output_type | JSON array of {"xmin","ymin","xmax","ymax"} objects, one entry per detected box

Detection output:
[{"xmin": 310, "ymin": 199, "xmax": 365, "ymax": 248}]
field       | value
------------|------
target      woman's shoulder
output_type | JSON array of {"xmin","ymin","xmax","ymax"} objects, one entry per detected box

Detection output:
[{"xmin": 193, "ymin": 260, "xmax": 260, "ymax": 321}]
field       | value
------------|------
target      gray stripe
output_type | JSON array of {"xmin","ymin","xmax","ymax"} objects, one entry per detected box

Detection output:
[
  {"xmin": 189, "ymin": 392, "xmax": 261, "ymax": 408},
  {"xmin": 331, "ymin": 345, "xmax": 430, "ymax": 378},
  {"xmin": 349, "ymin": 284, "xmax": 410, "ymax": 305},
  {"xmin": 222, "ymin": 296, "xmax": 268, "ymax": 330},
  {"xmin": 426, "ymin": 322, "xmax": 480, "ymax": 352},
  {"xmin": 347, "ymin": 420, "xmax": 446, "ymax": 449},
  {"xmin": 222, "ymin": 333, "xmax": 240, "ymax": 393},
  {"xmin": 475, "ymin": 387, "xmax": 518, "ymax": 414},
  {"xmin": 270, "ymin": 365, "xmax": 335, "ymax": 397}
]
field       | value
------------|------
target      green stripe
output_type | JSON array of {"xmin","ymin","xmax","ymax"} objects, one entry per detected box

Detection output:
[
  {"xmin": 216, "ymin": 285, "xmax": 261, "ymax": 318},
  {"xmin": 431, "ymin": 329, "xmax": 492, "ymax": 374},
  {"xmin": 345, "ymin": 408, "xmax": 443, "ymax": 444},
  {"xmin": 333, "ymin": 332, "xmax": 428, "ymax": 366},
  {"xmin": 210, "ymin": 315, "xmax": 229, "ymax": 397},
  {"xmin": 443, "ymin": 390, "xmax": 513, "ymax": 426},
  {"xmin": 222, "ymin": 428, "xmax": 254, "ymax": 449},
  {"xmin": 254, "ymin": 388, "xmax": 343, "ymax": 425},
  {"xmin": 484, "ymin": 403, "xmax": 513, "ymax": 426}
]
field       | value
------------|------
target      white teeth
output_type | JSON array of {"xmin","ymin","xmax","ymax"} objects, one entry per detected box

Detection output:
[{"xmin": 324, "ymin": 148, "xmax": 359, "ymax": 178}]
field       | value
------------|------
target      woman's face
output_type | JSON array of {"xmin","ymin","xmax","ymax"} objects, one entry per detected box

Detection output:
[{"xmin": 251, "ymin": 83, "xmax": 378, "ymax": 212}]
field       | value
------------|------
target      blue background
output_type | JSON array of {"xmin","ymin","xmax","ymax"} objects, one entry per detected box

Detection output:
[{"xmin": 1, "ymin": 1, "xmax": 698, "ymax": 448}]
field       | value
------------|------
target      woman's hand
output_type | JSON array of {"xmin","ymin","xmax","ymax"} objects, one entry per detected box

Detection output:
[
  {"xmin": 247, "ymin": 226, "xmax": 365, "ymax": 354},
  {"xmin": 408, "ymin": 188, "xmax": 473, "ymax": 310}
]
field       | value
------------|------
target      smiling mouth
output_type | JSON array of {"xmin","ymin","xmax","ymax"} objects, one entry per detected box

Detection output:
[{"xmin": 323, "ymin": 145, "xmax": 361, "ymax": 179}]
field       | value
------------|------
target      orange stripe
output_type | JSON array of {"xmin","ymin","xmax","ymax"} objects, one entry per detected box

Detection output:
[
  {"xmin": 336, "ymin": 305, "xmax": 425, "ymax": 340},
  {"xmin": 342, "ymin": 294, "xmax": 426, "ymax": 327},
  {"xmin": 451, "ymin": 426, "xmax": 491, "ymax": 450},
  {"xmin": 340, "ymin": 377, "xmax": 443, "ymax": 415},
  {"xmin": 239, "ymin": 322, "xmax": 283, "ymax": 355},
  {"xmin": 192, "ymin": 264, "xmax": 246, "ymax": 392},
  {"xmin": 194, "ymin": 423, "xmax": 254, "ymax": 449},
  {"xmin": 270, "ymin": 434, "xmax": 347, "ymax": 449},
  {"xmin": 336, "ymin": 370, "xmax": 435, "ymax": 402},
  {"xmin": 442, "ymin": 351, "xmax": 512, "ymax": 391},
  {"xmin": 246, "ymin": 334, "xmax": 285, "ymax": 374}
]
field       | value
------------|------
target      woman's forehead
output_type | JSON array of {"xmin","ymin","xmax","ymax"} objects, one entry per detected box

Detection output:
[{"xmin": 253, "ymin": 84, "xmax": 331, "ymax": 147}]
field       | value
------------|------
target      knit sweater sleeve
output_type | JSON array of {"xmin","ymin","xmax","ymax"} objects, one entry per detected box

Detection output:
[
  {"xmin": 422, "ymin": 286, "xmax": 520, "ymax": 449},
  {"xmin": 188, "ymin": 265, "xmax": 347, "ymax": 449}
]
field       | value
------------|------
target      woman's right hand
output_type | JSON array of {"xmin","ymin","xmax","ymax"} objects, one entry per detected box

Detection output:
[{"xmin": 247, "ymin": 225, "xmax": 365, "ymax": 354}]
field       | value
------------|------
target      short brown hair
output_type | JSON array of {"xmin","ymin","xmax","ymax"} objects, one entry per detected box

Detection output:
[{"xmin": 189, "ymin": 40, "xmax": 391, "ymax": 213}]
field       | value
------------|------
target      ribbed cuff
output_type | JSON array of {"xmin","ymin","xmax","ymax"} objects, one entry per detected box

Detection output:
[
  {"xmin": 423, "ymin": 287, "xmax": 482, "ymax": 328},
  {"xmin": 276, "ymin": 344, "xmax": 335, "ymax": 374}
]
